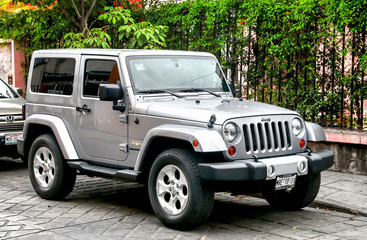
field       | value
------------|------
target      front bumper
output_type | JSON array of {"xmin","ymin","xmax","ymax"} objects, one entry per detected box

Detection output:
[{"xmin": 198, "ymin": 150, "xmax": 334, "ymax": 181}]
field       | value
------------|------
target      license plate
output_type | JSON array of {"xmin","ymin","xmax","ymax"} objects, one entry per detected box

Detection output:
[
  {"xmin": 5, "ymin": 133, "xmax": 22, "ymax": 145},
  {"xmin": 275, "ymin": 174, "xmax": 297, "ymax": 190}
]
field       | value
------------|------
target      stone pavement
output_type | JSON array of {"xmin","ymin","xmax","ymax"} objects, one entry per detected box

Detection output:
[
  {"xmin": 315, "ymin": 171, "xmax": 367, "ymax": 217},
  {"xmin": 0, "ymin": 157, "xmax": 367, "ymax": 240}
]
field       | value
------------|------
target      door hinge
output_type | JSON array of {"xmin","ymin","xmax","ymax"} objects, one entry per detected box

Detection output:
[
  {"xmin": 119, "ymin": 114, "xmax": 128, "ymax": 123},
  {"xmin": 119, "ymin": 143, "xmax": 128, "ymax": 153}
]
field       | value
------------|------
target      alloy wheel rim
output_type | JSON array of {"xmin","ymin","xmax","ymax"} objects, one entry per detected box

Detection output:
[
  {"xmin": 33, "ymin": 147, "xmax": 56, "ymax": 188},
  {"xmin": 156, "ymin": 164, "xmax": 189, "ymax": 215}
]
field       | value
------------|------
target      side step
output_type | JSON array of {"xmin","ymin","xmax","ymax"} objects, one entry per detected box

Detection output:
[{"xmin": 67, "ymin": 161, "xmax": 141, "ymax": 181}]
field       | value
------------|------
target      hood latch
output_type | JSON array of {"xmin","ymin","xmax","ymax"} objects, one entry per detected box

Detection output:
[{"xmin": 207, "ymin": 114, "xmax": 216, "ymax": 128}]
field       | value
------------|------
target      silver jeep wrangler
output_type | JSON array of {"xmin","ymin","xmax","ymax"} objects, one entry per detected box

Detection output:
[{"xmin": 18, "ymin": 49, "xmax": 334, "ymax": 230}]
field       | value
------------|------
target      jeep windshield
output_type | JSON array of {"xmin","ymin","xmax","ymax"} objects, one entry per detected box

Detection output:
[
  {"xmin": 126, "ymin": 56, "xmax": 230, "ymax": 95},
  {"xmin": 0, "ymin": 78, "xmax": 18, "ymax": 99}
]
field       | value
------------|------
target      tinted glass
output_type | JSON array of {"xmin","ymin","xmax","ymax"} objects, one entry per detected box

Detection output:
[
  {"xmin": 83, "ymin": 60, "xmax": 119, "ymax": 97},
  {"xmin": 31, "ymin": 58, "xmax": 75, "ymax": 95}
]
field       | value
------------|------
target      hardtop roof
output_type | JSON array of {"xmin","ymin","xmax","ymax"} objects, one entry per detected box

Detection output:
[{"xmin": 32, "ymin": 49, "xmax": 215, "ymax": 58}]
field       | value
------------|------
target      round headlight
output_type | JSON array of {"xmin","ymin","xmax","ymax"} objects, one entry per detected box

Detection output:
[
  {"xmin": 224, "ymin": 123, "xmax": 237, "ymax": 142},
  {"xmin": 292, "ymin": 118, "xmax": 302, "ymax": 136}
]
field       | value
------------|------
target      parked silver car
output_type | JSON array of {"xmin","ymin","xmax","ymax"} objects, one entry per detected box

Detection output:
[
  {"xmin": 0, "ymin": 77, "xmax": 25, "ymax": 159},
  {"xmin": 18, "ymin": 49, "xmax": 334, "ymax": 230}
]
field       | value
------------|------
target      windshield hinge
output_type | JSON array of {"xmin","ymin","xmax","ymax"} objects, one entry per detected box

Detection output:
[{"xmin": 119, "ymin": 143, "xmax": 128, "ymax": 153}]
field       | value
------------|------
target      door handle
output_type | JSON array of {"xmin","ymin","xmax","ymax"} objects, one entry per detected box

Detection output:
[{"xmin": 76, "ymin": 104, "xmax": 91, "ymax": 115}]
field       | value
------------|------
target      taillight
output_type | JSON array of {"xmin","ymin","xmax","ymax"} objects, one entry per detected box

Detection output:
[{"xmin": 22, "ymin": 104, "xmax": 26, "ymax": 119}]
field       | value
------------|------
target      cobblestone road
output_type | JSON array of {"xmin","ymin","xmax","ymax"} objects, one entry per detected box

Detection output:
[{"xmin": 1, "ymin": 158, "xmax": 367, "ymax": 240}]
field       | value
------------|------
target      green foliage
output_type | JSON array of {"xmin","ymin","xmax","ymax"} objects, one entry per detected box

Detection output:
[
  {"xmin": 2, "ymin": 0, "xmax": 366, "ymax": 129},
  {"xmin": 64, "ymin": 28, "xmax": 111, "ymax": 48},
  {"xmin": 145, "ymin": 0, "xmax": 367, "ymax": 129},
  {"xmin": 118, "ymin": 21, "xmax": 167, "ymax": 49},
  {"xmin": 0, "ymin": 7, "xmax": 71, "ymax": 77},
  {"xmin": 64, "ymin": 6, "xmax": 168, "ymax": 49}
]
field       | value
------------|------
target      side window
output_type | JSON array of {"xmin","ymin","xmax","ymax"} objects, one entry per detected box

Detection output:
[
  {"xmin": 83, "ymin": 59, "xmax": 120, "ymax": 97},
  {"xmin": 31, "ymin": 58, "xmax": 75, "ymax": 95}
]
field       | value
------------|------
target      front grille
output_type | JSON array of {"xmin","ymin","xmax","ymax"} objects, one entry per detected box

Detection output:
[
  {"xmin": 0, "ymin": 125, "xmax": 23, "ymax": 132},
  {"xmin": 0, "ymin": 115, "xmax": 23, "ymax": 122},
  {"xmin": 243, "ymin": 121, "xmax": 292, "ymax": 154}
]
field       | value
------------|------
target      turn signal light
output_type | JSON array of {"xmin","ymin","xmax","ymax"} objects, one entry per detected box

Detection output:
[
  {"xmin": 300, "ymin": 139, "xmax": 305, "ymax": 148},
  {"xmin": 228, "ymin": 146, "xmax": 236, "ymax": 156},
  {"xmin": 193, "ymin": 140, "xmax": 199, "ymax": 147}
]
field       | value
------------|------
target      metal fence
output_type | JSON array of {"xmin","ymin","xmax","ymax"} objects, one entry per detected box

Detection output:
[{"xmin": 154, "ymin": 0, "xmax": 367, "ymax": 130}]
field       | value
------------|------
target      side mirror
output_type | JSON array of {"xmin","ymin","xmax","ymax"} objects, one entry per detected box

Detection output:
[
  {"xmin": 99, "ymin": 84, "xmax": 122, "ymax": 101},
  {"xmin": 99, "ymin": 84, "xmax": 125, "ymax": 112}
]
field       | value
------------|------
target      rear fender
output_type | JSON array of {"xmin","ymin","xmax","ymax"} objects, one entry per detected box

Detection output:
[{"xmin": 23, "ymin": 114, "xmax": 78, "ymax": 159}]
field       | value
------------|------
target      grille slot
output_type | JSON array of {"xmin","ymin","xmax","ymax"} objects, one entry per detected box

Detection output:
[
  {"xmin": 243, "ymin": 121, "xmax": 292, "ymax": 154},
  {"xmin": 0, "ymin": 125, "xmax": 23, "ymax": 131}
]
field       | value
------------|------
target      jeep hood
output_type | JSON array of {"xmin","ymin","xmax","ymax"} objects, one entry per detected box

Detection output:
[
  {"xmin": 0, "ymin": 97, "xmax": 25, "ymax": 115},
  {"xmin": 135, "ymin": 98, "xmax": 297, "ymax": 125}
]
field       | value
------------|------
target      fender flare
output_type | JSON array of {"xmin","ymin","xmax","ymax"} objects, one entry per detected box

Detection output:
[
  {"xmin": 23, "ymin": 114, "xmax": 79, "ymax": 159},
  {"xmin": 134, "ymin": 124, "xmax": 227, "ymax": 171},
  {"xmin": 305, "ymin": 121, "xmax": 326, "ymax": 142}
]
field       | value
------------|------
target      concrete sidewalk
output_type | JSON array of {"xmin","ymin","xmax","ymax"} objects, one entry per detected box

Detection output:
[{"xmin": 315, "ymin": 171, "xmax": 367, "ymax": 216}]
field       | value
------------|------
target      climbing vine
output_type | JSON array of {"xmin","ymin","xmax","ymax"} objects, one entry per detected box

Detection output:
[{"xmin": 146, "ymin": 0, "xmax": 367, "ymax": 129}]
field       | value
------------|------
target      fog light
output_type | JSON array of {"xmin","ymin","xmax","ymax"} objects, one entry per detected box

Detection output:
[
  {"xmin": 228, "ymin": 146, "xmax": 236, "ymax": 156},
  {"xmin": 300, "ymin": 139, "xmax": 305, "ymax": 148},
  {"xmin": 267, "ymin": 164, "xmax": 276, "ymax": 178},
  {"xmin": 298, "ymin": 160, "xmax": 307, "ymax": 174}
]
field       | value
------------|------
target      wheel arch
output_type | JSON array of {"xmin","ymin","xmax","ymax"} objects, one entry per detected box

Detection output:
[
  {"xmin": 23, "ymin": 114, "xmax": 79, "ymax": 160},
  {"xmin": 305, "ymin": 122, "xmax": 326, "ymax": 142},
  {"xmin": 136, "ymin": 136, "xmax": 193, "ymax": 183},
  {"xmin": 134, "ymin": 124, "xmax": 227, "ymax": 182}
]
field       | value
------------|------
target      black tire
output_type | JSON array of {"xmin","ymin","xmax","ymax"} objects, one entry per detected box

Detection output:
[
  {"xmin": 148, "ymin": 148, "xmax": 214, "ymax": 230},
  {"xmin": 262, "ymin": 173, "xmax": 321, "ymax": 210},
  {"xmin": 28, "ymin": 134, "xmax": 76, "ymax": 200}
]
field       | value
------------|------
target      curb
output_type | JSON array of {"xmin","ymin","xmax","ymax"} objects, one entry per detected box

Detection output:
[{"xmin": 311, "ymin": 200, "xmax": 367, "ymax": 217}]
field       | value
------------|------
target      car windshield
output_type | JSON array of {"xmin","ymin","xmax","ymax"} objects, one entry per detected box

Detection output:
[
  {"xmin": 127, "ymin": 56, "xmax": 230, "ymax": 94},
  {"xmin": 0, "ymin": 79, "xmax": 18, "ymax": 99}
]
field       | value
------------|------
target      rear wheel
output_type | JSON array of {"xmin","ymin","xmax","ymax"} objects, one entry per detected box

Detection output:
[
  {"xmin": 262, "ymin": 173, "xmax": 321, "ymax": 210},
  {"xmin": 148, "ymin": 148, "xmax": 214, "ymax": 230},
  {"xmin": 29, "ymin": 134, "xmax": 76, "ymax": 199}
]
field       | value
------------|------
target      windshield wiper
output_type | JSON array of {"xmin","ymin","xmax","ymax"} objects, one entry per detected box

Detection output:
[
  {"xmin": 137, "ymin": 89, "xmax": 183, "ymax": 98},
  {"xmin": 179, "ymin": 88, "xmax": 221, "ymax": 97}
]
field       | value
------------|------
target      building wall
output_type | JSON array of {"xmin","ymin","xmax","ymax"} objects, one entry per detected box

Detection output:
[
  {"xmin": 0, "ymin": 40, "xmax": 12, "ymax": 83},
  {"xmin": 12, "ymin": 41, "xmax": 26, "ymax": 93},
  {"xmin": 0, "ymin": 39, "xmax": 26, "ymax": 94},
  {"xmin": 309, "ymin": 128, "xmax": 367, "ymax": 175}
]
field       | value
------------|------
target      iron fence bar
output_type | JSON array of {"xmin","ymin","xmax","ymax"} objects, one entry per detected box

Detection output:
[
  {"xmin": 350, "ymin": 33, "xmax": 355, "ymax": 129},
  {"xmin": 340, "ymin": 29, "xmax": 345, "ymax": 128}
]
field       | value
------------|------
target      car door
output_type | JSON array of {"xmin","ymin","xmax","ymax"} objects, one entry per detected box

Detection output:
[{"xmin": 76, "ymin": 55, "xmax": 128, "ymax": 166}]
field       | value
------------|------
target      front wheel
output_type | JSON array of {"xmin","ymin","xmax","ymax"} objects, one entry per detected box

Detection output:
[
  {"xmin": 29, "ymin": 134, "xmax": 76, "ymax": 200},
  {"xmin": 262, "ymin": 173, "xmax": 321, "ymax": 210},
  {"xmin": 148, "ymin": 148, "xmax": 214, "ymax": 230}
]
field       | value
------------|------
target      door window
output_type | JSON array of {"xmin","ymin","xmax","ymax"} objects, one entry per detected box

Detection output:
[{"xmin": 83, "ymin": 60, "xmax": 120, "ymax": 97}]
